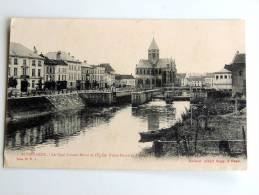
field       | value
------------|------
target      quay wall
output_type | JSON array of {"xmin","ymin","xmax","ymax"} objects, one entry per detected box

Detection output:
[
  {"xmin": 7, "ymin": 91, "xmax": 132, "ymax": 121},
  {"xmin": 7, "ymin": 93, "xmax": 85, "ymax": 121}
]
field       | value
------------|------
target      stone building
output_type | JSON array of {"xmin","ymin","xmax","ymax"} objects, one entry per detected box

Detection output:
[
  {"xmin": 99, "ymin": 63, "xmax": 115, "ymax": 88},
  {"xmin": 46, "ymin": 51, "xmax": 82, "ymax": 88},
  {"xmin": 225, "ymin": 51, "xmax": 246, "ymax": 97},
  {"xmin": 203, "ymin": 73, "xmax": 214, "ymax": 89},
  {"xmin": 187, "ymin": 75, "xmax": 205, "ymax": 87},
  {"xmin": 115, "ymin": 74, "xmax": 135, "ymax": 88},
  {"xmin": 8, "ymin": 42, "xmax": 44, "ymax": 91},
  {"xmin": 175, "ymin": 73, "xmax": 187, "ymax": 87},
  {"xmin": 213, "ymin": 68, "xmax": 232, "ymax": 90},
  {"xmin": 40, "ymin": 54, "xmax": 68, "ymax": 83},
  {"xmin": 81, "ymin": 61, "xmax": 94, "ymax": 89},
  {"xmin": 91, "ymin": 65, "xmax": 105, "ymax": 88},
  {"xmin": 135, "ymin": 38, "xmax": 177, "ymax": 88}
]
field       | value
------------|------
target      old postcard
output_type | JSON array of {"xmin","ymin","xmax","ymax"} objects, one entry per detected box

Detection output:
[{"xmin": 4, "ymin": 18, "xmax": 246, "ymax": 170}]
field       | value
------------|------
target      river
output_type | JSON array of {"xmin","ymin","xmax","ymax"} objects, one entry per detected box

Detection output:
[{"xmin": 5, "ymin": 100, "xmax": 190, "ymax": 156}]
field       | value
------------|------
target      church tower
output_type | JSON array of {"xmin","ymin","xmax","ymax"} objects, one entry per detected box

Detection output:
[{"xmin": 148, "ymin": 38, "xmax": 159, "ymax": 65}]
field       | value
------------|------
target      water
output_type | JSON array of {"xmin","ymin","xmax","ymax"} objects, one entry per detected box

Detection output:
[{"xmin": 5, "ymin": 100, "xmax": 190, "ymax": 155}]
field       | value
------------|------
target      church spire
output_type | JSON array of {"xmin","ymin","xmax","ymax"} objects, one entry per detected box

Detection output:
[
  {"xmin": 148, "ymin": 37, "xmax": 159, "ymax": 51},
  {"xmin": 148, "ymin": 37, "xmax": 159, "ymax": 64}
]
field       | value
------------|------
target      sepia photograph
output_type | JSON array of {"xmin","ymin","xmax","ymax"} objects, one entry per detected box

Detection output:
[{"xmin": 4, "ymin": 18, "xmax": 246, "ymax": 170}]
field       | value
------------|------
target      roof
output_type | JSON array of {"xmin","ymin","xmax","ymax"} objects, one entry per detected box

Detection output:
[
  {"xmin": 148, "ymin": 38, "xmax": 159, "ymax": 50},
  {"xmin": 232, "ymin": 53, "xmax": 245, "ymax": 64},
  {"xmin": 225, "ymin": 52, "xmax": 246, "ymax": 71},
  {"xmin": 99, "ymin": 63, "xmax": 115, "ymax": 73},
  {"xmin": 9, "ymin": 42, "xmax": 44, "ymax": 59},
  {"xmin": 46, "ymin": 51, "xmax": 81, "ymax": 63},
  {"xmin": 176, "ymin": 73, "xmax": 186, "ymax": 78},
  {"xmin": 188, "ymin": 76, "xmax": 205, "ymax": 82},
  {"xmin": 204, "ymin": 73, "xmax": 214, "ymax": 78},
  {"xmin": 136, "ymin": 58, "xmax": 176, "ymax": 69},
  {"xmin": 115, "ymin": 74, "xmax": 134, "ymax": 80},
  {"xmin": 40, "ymin": 54, "xmax": 67, "ymax": 66},
  {"xmin": 214, "ymin": 68, "xmax": 231, "ymax": 74}
]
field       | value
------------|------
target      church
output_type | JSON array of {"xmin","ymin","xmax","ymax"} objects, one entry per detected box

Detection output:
[{"xmin": 135, "ymin": 38, "xmax": 177, "ymax": 88}]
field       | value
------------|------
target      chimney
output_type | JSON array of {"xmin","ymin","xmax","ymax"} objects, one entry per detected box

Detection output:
[
  {"xmin": 33, "ymin": 46, "xmax": 38, "ymax": 54},
  {"xmin": 57, "ymin": 51, "xmax": 61, "ymax": 60}
]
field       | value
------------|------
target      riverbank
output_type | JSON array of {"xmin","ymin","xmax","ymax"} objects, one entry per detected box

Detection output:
[
  {"xmin": 6, "ymin": 93, "xmax": 85, "ymax": 122},
  {"xmin": 145, "ymin": 98, "xmax": 247, "ymax": 157}
]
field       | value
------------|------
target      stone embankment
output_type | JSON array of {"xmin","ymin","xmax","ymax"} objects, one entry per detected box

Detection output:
[{"xmin": 7, "ymin": 93, "xmax": 85, "ymax": 121}]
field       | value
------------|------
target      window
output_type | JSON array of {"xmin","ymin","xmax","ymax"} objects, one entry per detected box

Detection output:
[
  {"xmin": 225, "ymin": 75, "xmax": 227, "ymax": 79},
  {"xmin": 9, "ymin": 58, "xmax": 11, "ymax": 64},
  {"xmin": 239, "ymin": 71, "xmax": 242, "ymax": 76},
  {"xmin": 14, "ymin": 68, "xmax": 17, "ymax": 76},
  {"xmin": 32, "ymin": 69, "xmax": 35, "ymax": 77},
  {"xmin": 23, "ymin": 68, "xmax": 26, "ymax": 75},
  {"xmin": 32, "ymin": 60, "xmax": 36, "ymax": 66},
  {"xmin": 38, "ymin": 61, "xmax": 42, "ymax": 66},
  {"xmin": 23, "ymin": 59, "xmax": 26, "ymax": 65},
  {"xmin": 216, "ymin": 75, "xmax": 219, "ymax": 79},
  {"xmin": 32, "ymin": 80, "xmax": 35, "ymax": 88},
  {"xmin": 220, "ymin": 75, "xmax": 223, "ymax": 79},
  {"xmin": 46, "ymin": 75, "xmax": 49, "ymax": 81},
  {"xmin": 14, "ymin": 58, "xmax": 18, "ymax": 65},
  {"xmin": 38, "ymin": 69, "xmax": 41, "ymax": 77},
  {"xmin": 58, "ymin": 75, "xmax": 60, "ymax": 81}
]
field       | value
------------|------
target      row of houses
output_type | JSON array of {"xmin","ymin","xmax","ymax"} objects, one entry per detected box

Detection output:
[
  {"xmin": 7, "ymin": 42, "xmax": 135, "ymax": 92},
  {"xmin": 175, "ymin": 51, "xmax": 246, "ymax": 97},
  {"xmin": 176, "ymin": 69, "xmax": 232, "ymax": 90}
]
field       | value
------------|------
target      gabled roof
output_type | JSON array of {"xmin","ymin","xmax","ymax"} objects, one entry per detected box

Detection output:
[
  {"xmin": 136, "ymin": 58, "xmax": 176, "ymax": 69},
  {"xmin": 148, "ymin": 38, "xmax": 159, "ymax": 50},
  {"xmin": 99, "ymin": 63, "xmax": 115, "ymax": 73},
  {"xmin": 9, "ymin": 42, "xmax": 44, "ymax": 59},
  {"xmin": 115, "ymin": 74, "xmax": 134, "ymax": 80}
]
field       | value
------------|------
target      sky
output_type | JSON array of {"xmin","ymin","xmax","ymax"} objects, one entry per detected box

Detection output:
[{"xmin": 10, "ymin": 19, "xmax": 245, "ymax": 75}]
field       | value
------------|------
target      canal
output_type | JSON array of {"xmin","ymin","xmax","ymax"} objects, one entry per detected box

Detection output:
[{"xmin": 5, "ymin": 100, "xmax": 190, "ymax": 157}]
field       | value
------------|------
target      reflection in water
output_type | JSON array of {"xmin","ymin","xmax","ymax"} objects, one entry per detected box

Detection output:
[{"xmin": 5, "ymin": 100, "xmax": 189, "ymax": 153}]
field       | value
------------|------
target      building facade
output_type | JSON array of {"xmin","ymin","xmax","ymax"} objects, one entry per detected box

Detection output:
[
  {"xmin": 41, "ymin": 54, "xmax": 68, "ymax": 83},
  {"xmin": 92, "ymin": 65, "xmax": 105, "ymax": 88},
  {"xmin": 203, "ymin": 73, "xmax": 214, "ymax": 89},
  {"xmin": 225, "ymin": 51, "xmax": 246, "ymax": 97},
  {"xmin": 187, "ymin": 75, "xmax": 205, "ymax": 87},
  {"xmin": 99, "ymin": 63, "xmax": 116, "ymax": 88},
  {"xmin": 175, "ymin": 73, "xmax": 187, "ymax": 87},
  {"xmin": 8, "ymin": 42, "xmax": 44, "ymax": 92},
  {"xmin": 81, "ymin": 61, "xmax": 94, "ymax": 89},
  {"xmin": 213, "ymin": 68, "xmax": 232, "ymax": 90},
  {"xmin": 115, "ymin": 74, "xmax": 135, "ymax": 88},
  {"xmin": 46, "ymin": 51, "xmax": 82, "ymax": 88},
  {"xmin": 135, "ymin": 38, "xmax": 177, "ymax": 88}
]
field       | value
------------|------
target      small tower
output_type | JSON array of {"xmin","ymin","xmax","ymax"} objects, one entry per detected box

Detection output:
[{"xmin": 148, "ymin": 38, "xmax": 159, "ymax": 65}]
